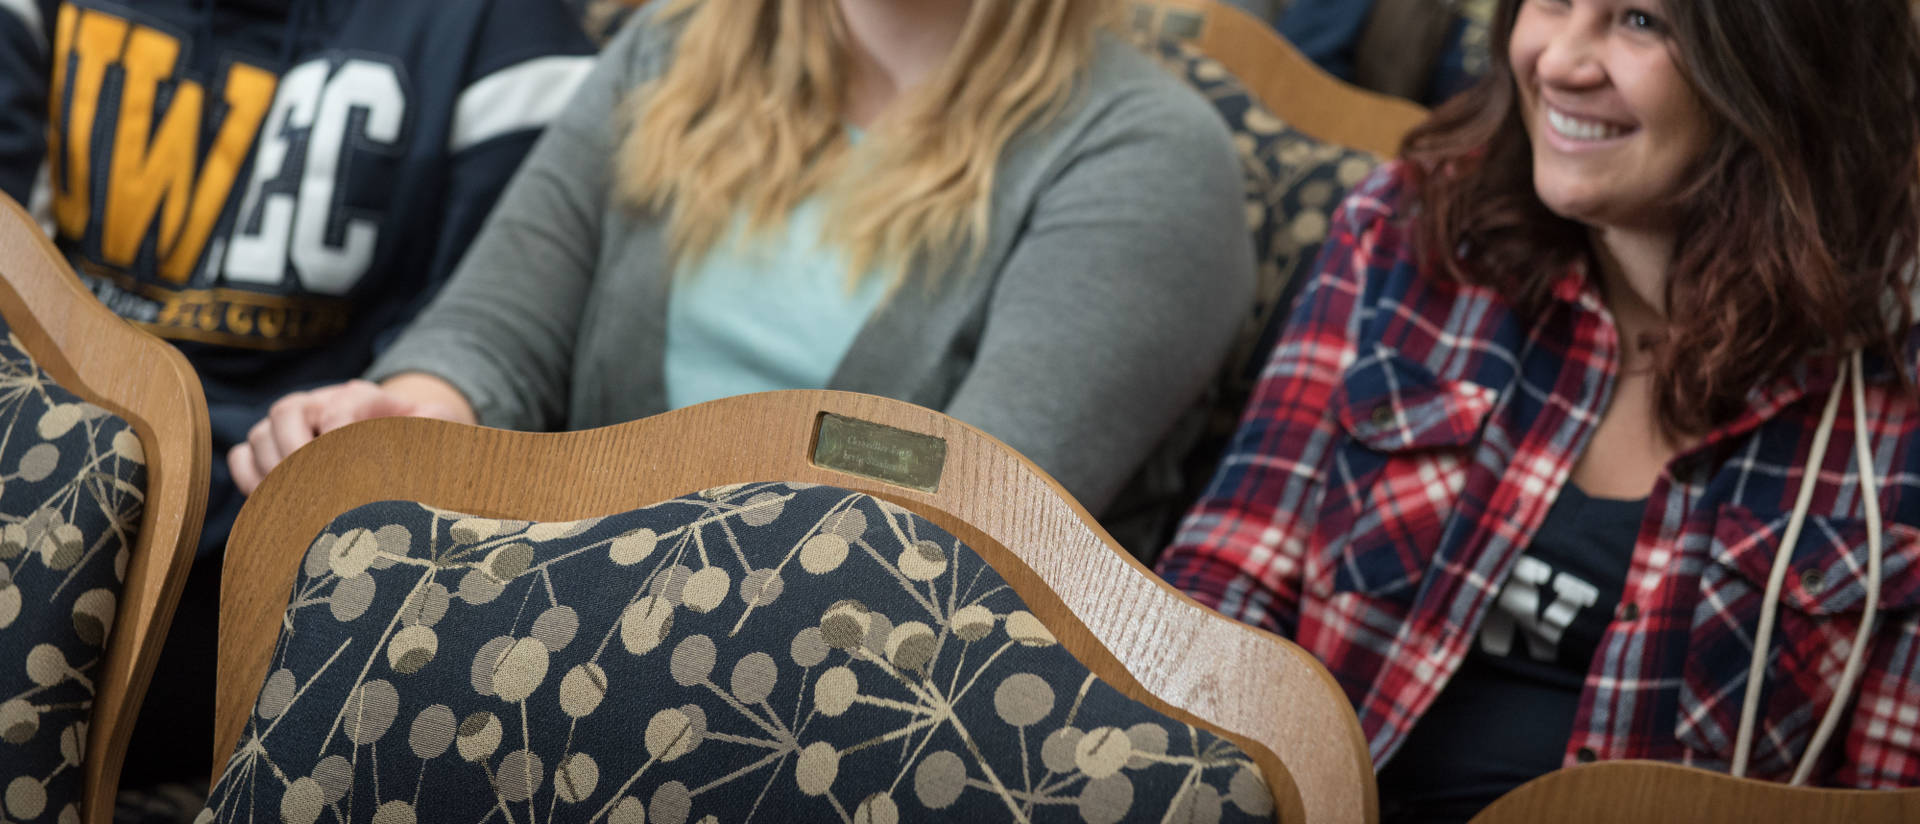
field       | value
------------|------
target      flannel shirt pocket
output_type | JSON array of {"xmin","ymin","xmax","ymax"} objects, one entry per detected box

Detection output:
[
  {"xmin": 1677, "ymin": 503, "xmax": 1920, "ymax": 779},
  {"xmin": 1310, "ymin": 345, "xmax": 1496, "ymax": 598}
]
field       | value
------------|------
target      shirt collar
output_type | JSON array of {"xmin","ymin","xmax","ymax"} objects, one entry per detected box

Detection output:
[{"xmin": 1548, "ymin": 258, "xmax": 1911, "ymax": 449}]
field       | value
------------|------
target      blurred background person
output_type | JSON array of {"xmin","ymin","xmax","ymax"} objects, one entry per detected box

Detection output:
[{"xmin": 0, "ymin": 0, "xmax": 597, "ymax": 800}]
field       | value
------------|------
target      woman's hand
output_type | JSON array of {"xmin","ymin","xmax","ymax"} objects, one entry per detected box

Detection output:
[{"xmin": 227, "ymin": 374, "xmax": 477, "ymax": 495}]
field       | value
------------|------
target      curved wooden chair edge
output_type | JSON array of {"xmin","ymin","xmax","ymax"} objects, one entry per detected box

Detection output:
[
  {"xmin": 218, "ymin": 390, "xmax": 1374, "ymax": 824},
  {"xmin": 1471, "ymin": 760, "xmax": 1920, "ymax": 823},
  {"xmin": 0, "ymin": 194, "xmax": 212, "ymax": 823},
  {"xmin": 1139, "ymin": 0, "xmax": 1429, "ymax": 158}
]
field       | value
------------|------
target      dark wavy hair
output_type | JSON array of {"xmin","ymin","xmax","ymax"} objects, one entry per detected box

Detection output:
[{"xmin": 1403, "ymin": 0, "xmax": 1920, "ymax": 434}]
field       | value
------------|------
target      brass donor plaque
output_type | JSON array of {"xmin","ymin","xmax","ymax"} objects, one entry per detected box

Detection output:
[{"xmin": 812, "ymin": 413, "xmax": 947, "ymax": 492}]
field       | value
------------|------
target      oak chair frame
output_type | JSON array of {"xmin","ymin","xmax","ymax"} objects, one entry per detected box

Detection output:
[{"xmin": 1471, "ymin": 760, "xmax": 1920, "ymax": 823}]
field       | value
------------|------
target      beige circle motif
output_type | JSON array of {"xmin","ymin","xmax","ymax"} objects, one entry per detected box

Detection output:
[
  {"xmin": 6, "ymin": 776, "xmax": 46, "ymax": 819},
  {"xmin": 559, "ymin": 663, "xmax": 609, "ymax": 718},
  {"xmin": 682, "ymin": 567, "xmax": 730, "ymax": 614},
  {"xmin": 409, "ymin": 704, "xmax": 457, "ymax": 759},
  {"xmin": 608, "ymin": 797, "xmax": 647, "ymax": 824},
  {"xmin": 643, "ymin": 707, "xmax": 704, "ymax": 762},
  {"xmin": 555, "ymin": 752, "xmax": 600, "ymax": 803},
  {"xmin": 993, "ymin": 672, "xmax": 1055, "ymax": 728},
  {"xmin": 257, "ymin": 668, "xmax": 296, "ymax": 720},
  {"xmin": 800, "ymin": 533, "xmax": 850, "ymax": 575},
  {"xmin": 343, "ymin": 679, "xmax": 400, "ymax": 745},
  {"xmin": 26, "ymin": 644, "xmax": 65, "ymax": 687},
  {"xmin": 1229, "ymin": 766, "xmax": 1272, "ymax": 815},
  {"xmin": 1041, "ymin": 727, "xmax": 1084, "ymax": 775},
  {"xmin": 790, "ymin": 627, "xmax": 828, "ymax": 668},
  {"xmin": 497, "ymin": 749, "xmax": 544, "ymax": 803},
  {"xmin": 388, "ymin": 625, "xmax": 438, "ymax": 675},
  {"xmin": 670, "ymin": 635, "xmax": 717, "ymax": 687},
  {"xmin": 1005, "ymin": 611, "xmax": 1056, "ymax": 647},
  {"xmin": 913, "ymin": 750, "xmax": 966, "ymax": 810},
  {"xmin": 327, "ymin": 528, "xmax": 380, "ymax": 580},
  {"xmin": 620, "ymin": 596, "xmax": 675, "ymax": 656},
  {"xmin": 609, "ymin": 527, "xmax": 659, "ymax": 566},
  {"xmin": 885, "ymin": 622, "xmax": 937, "ymax": 673},
  {"xmin": 493, "ymin": 638, "xmax": 551, "ymax": 703},
  {"xmin": 1074, "ymin": 727, "xmax": 1133, "ymax": 779},
  {"xmin": 531, "ymin": 605, "xmax": 580, "ymax": 652},
  {"xmin": 730, "ymin": 651, "xmax": 779, "ymax": 705},
  {"xmin": 795, "ymin": 741, "xmax": 840, "ymax": 796},
  {"xmin": 455, "ymin": 711, "xmax": 502, "ymax": 762},
  {"xmin": 650, "ymin": 781, "xmax": 692, "ymax": 824},
  {"xmin": 814, "ymin": 666, "xmax": 858, "ymax": 717},
  {"xmin": 1077, "ymin": 774, "xmax": 1135, "ymax": 824},
  {"xmin": 898, "ymin": 540, "xmax": 947, "ymax": 582},
  {"xmin": 279, "ymin": 777, "xmax": 325, "ymax": 824},
  {"xmin": 950, "ymin": 605, "xmax": 995, "ymax": 642},
  {"xmin": 370, "ymin": 801, "xmax": 416, "ymax": 824},
  {"xmin": 852, "ymin": 794, "xmax": 899, "ymax": 824}
]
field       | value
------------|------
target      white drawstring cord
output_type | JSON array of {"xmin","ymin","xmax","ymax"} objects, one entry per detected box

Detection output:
[{"xmin": 1729, "ymin": 350, "xmax": 1885, "ymax": 783}]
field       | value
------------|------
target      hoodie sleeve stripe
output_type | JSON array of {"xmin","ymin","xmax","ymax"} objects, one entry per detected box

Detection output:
[
  {"xmin": 0, "ymin": 0, "xmax": 46, "ymax": 55},
  {"xmin": 448, "ymin": 54, "xmax": 595, "ymax": 154}
]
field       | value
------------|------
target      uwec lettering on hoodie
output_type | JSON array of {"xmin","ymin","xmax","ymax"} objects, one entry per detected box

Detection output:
[{"xmin": 8, "ymin": 0, "xmax": 595, "ymax": 354}]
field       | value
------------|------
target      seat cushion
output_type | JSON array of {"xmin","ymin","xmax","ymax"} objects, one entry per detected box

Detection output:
[
  {"xmin": 0, "ymin": 326, "xmax": 148, "ymax": 823},
  {"xmin": 203, "ymin": 482, "xmax": 1277, "ymax": 823}
]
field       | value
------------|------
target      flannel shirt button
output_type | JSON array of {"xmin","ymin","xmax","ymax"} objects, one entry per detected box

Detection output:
[
  {"xmin": 1618, "ymin": 602, "xmax": 1639, "ymax": 622},
  {"xmin": 1371, "ymin": 405, "xmax": 1396, "ymax": 428},
  {"xmin": 1576, "ymin": 747, "xmax": 1598, "ymax": 763},
  {"xmin": 1800, "ymin": 568, "xmax": 1827, "ymax": 593}
]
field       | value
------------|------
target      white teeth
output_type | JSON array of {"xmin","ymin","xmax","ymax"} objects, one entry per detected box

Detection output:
[{"xmin": 1546, "ymin": 107, "xmax": 1627, "ymax": 141}]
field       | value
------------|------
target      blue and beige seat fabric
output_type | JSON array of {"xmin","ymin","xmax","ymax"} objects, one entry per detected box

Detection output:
[
  {"xmin": 1123, "ymin": 35, "xmax": 1382, "ymax": 547},
  {"xmin": 0, "ymin": 321, "xmax": 148, "ymax": 823},
  {"xmin": 202, "ymin": 482, "xmax": 1276, "ymax": 823}
]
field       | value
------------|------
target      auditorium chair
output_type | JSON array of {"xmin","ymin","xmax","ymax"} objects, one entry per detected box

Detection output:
[
  {"xmin": 204, "ymin": 391, "xmax": 1376, "ymax": 823},
  {"xmin": 0, "ymin": 193, "xmax": 210, "ymax": 823}
]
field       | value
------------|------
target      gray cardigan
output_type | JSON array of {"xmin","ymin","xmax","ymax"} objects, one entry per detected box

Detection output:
[{"xmin": 370, "ymin": 13, "xmax": 1254, "ymax": 520}]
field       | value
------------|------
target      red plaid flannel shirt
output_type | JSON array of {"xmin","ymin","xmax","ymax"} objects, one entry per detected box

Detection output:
[{"xmin": 1157, "ymin": 162, "xmax": 1920, "ymax": 787}]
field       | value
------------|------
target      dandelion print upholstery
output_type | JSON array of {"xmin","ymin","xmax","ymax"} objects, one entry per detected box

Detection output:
[
  {"xmin": 0, "ymin": 321, "xmax": 148, "ymax": 824},
  {"xmin": 202, "ymin": 482, "xmax": 1276, "ymax": 823}
]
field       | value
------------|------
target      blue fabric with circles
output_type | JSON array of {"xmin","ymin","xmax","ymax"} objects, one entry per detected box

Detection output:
[
  {"xmin": 203, "ymin": 482, "xmax": 1276, "ymax": 823},
  {"xmin": 0, "ymin": 320, "xmax": 147, "ymax": 824}
]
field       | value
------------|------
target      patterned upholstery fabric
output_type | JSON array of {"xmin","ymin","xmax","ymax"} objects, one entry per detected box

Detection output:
[
  {"xmin": 203, "ymin": 483, "xmax": 1276, "ymax": 823},
  {"xmin": 1123, "ymin": 33, "xmax": 1382, "ymax": 550},
  {"xmin": 0, "ymin": 323, "xmax": 148, "ymax": 823}
]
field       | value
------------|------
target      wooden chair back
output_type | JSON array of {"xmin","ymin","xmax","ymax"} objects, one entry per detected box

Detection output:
[
  {"xmin": 0, "ymin": 195, "xmax": 210, "ymax": 823},
  {"xmin": 1131, "ymin": 0, "xmax": 1430, "ymax": 157},
  {"xmin": 1471, "ymin": 761, "xmax": 1920, "ymax": 823},
  {"xmin": 217, "ymin": 390, "xmax": 1377, "ymax": 824}
]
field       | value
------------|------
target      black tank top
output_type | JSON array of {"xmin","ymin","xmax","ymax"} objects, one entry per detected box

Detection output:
[{"xmin": 1378, "ymin": 483, "xmax": 1647, "ymax": 824}]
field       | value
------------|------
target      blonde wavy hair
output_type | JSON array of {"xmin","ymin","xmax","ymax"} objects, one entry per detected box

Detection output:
[{"xmin": 617, "ymin": 0, "xmax": 1114, "ymax": 289}]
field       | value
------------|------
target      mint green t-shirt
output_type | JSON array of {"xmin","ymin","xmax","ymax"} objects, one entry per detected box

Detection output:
[{"xmin": 663, "ymin": 195, "xmax": 888, "ymax": 410}]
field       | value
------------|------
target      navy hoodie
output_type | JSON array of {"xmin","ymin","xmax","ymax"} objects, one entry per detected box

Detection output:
[{"xmin": 0, "ymin": 0, "xmax": 595, "ymax": 552}]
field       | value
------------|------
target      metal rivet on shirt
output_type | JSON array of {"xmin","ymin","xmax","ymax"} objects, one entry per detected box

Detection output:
[
  {"xmin": 1576, "ymin": 747, "xmax": 1598, "ymax": 763},
  {"xmin": 1619, "ymin": 602, "xmax": 1640, "ymax": 622},
  {"xmin": 1371, "ymin": 405, "xmax": 1396, "ymax": 428},
  {"xmin": 1801, "ymin": 568, "xmax": 1827, "ymax": 593}
]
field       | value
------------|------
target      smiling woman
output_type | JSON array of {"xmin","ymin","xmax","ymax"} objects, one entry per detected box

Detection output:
[
  {"xmin": 1156, "ymin": 0, "xmax": 1920, "ymax": 820},
  {"xmin": 1508, "ymin": 0, "xmax": 1711, "ymax": 234}
]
